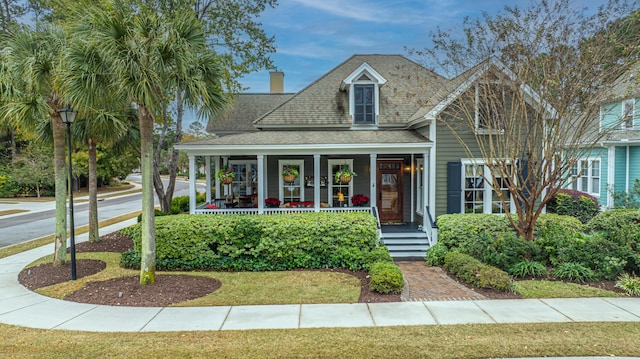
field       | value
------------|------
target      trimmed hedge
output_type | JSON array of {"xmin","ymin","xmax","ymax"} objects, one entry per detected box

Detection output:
[
  {"xmin": 586, "ymin": 209, "xmax": 640, "ymax": 246},
  {"xmin": 443, "ymin": 251, "xmax": 512, "ymax": 291},
  {"xmin": 369, "ymin": 262, "xmax": 404, "ymax": 294},
  {"xmin": 547, "ymin": 189, "xmax": 600, "ymax": 224},
  {"xmin": 121, "ymin": 212, "xmax": 389, "ymax": 271}
]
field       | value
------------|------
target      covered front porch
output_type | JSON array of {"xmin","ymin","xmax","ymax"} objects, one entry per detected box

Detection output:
[{"xmin": 175, "ymin": 130, "xmax": 438, "ymax": 251}]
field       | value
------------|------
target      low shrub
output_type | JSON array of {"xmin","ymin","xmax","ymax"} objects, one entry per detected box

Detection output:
[
  {"xmin": 509, "ymin": 260, "xmax": 547, "ymax": 278},
  {"xmin": 461, "ymin": 231, "xmax": 541, "ymax": 271},
  {"xmin": 615, "ymin": 273, "xmax": 640, "ymax": 296},
  {"xmin": 123, "ymin": 212, "xmax": 386, "ymax": 272},
  {"xmin": 547, "ymin": 189, "xmax": 600, "ymax": 224},
  {"xmin": 443, "ymin": 251, "xmax": 512, "ymax": 291},
  {"xmin": 369, "ymin": 261, "xmax": 404, "ymax": 294},
  {"xmin": 136, "ymin": 209, "xmax": 170, "ymax": 223},
  {"xmin": 170, "ymin": 196, "xmax": 190, "ymax": 214},
  {"xmin": 586, "ymin": 209, "xmax": 640, "ymax": 246},
  {"xmin": 435, "ymin": 214, "xmax": 514, "ymax": 250},
  {"xmin": 477, "ymin": 266, "xmax": 513, "ymax": 291},
  {"xmin": 552, "ymin": 263, "xmax": 596, "ymax": 282},
  {"xmin": 425, "ymin": 242, "xmax": 448, "ymax": 266},
  {"xmin": 552, "ymin": 232, "xmax": 632, "ymax": 280}
]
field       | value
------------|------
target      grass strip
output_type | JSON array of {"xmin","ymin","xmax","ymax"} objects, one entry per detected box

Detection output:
[{"xmin": 0, "ymin": 322, "xmax": 638, "ymax": 358}]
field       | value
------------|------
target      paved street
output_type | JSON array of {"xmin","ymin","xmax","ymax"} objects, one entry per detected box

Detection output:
[{"xmin": 0, "ymin": 175, "xmax": 202, "ymax": 248}]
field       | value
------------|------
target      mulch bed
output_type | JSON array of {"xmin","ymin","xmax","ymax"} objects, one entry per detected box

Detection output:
[{"xmin": 18, "ymin": 231, "xmax": 401, "ymax": 306}]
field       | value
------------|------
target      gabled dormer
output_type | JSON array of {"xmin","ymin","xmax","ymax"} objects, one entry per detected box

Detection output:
[{"xmin": 340, "ymin": 62, "xmax": 387, "ymax": 127}]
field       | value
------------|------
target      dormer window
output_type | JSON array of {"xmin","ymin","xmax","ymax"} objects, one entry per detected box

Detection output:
[
  {"xmin": 341, "ymin": 62, "xmax": 387, "ymax": 127},
  {"xmin": 354, "ymin": 84, "xmax": 375, "ymax": 124}
]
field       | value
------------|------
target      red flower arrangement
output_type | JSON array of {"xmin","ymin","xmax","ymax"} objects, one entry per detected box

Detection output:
[
  {"xmin": 351, "ymin": 194, "xmax": 369, "ymax": 206},
  {"xmin": 265, "ymin": 197, "xmax": 281, "ymax": 207}
]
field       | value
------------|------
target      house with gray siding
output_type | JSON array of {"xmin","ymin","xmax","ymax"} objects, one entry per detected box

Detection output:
[{"xmin": 176, "ymin": 54, "xmax": 552, "ymax": 257}]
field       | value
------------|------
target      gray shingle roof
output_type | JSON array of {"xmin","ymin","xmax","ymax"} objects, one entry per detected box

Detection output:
[
  {"xmin": 182, "ymin": 130, "xmax": 430, "ymax": 146},
  {"xmin": 206, "ymin": 93, "xmax": 294, "ymax": 134},
  {"xmin": 254, "ymin": 55, "xmax": 447, "ymax": 128}
]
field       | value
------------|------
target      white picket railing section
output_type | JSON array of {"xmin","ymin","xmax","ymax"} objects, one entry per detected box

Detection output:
[{"xmin": 195, "ymin": 206, "xmax": 372, "ymax": 215}]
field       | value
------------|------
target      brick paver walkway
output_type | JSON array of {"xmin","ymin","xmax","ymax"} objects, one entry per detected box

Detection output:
[{"xmin": 395, "ymin": 261, "xmax": 486, "ymax": 301}]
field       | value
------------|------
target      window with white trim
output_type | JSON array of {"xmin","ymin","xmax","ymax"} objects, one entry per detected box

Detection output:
[
  {"xmin": 462, "ymin": 161, "xmax": 512, "ymax": 214},
  {"xmin": 623, "ymin": 99, "xmax": 635, "ymax": 129},
  {"xmin": 278, "ymin": 160, "xmax": 304, "ymax": 204},
  {"xmin": 342, "ymin": 62, "xmax": 386, "ymax": 127},
  {"xmin": 228, "ymin": 160, "xmax": 257, "ymax": 197},
  {"xmin": 569, "ymin": 158, "xmax": 600, "ymax": 196},
  {"xmin": 354, "ymin": 84, "xmax": 375, "ymax": 124},
  {"xmin": 328, "ymin": 159, "xmax": 354, "ymax": 207}
]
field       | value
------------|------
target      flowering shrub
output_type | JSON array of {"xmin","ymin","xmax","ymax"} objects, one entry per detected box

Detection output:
[
  {"xmin": 281, "ymin": 165, "xmax": 299, "ymax": 177},
  {"xmin": 265, "ymin": 197, "xmax": 281, "ymax": 207},
  {"xmin": 351, "ymin": 194, "xmax": 369, "ymax": 206}
]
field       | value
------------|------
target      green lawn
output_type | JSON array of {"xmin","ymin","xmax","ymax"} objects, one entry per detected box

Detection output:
[{"xmin": 1, "ymin": 322, "xmax": 639, "ymax": 358}]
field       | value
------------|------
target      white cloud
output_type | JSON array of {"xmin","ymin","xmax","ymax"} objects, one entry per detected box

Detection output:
[{"xmin": 290, "ymin": 0, "xmax": 434, "ymax": 25}]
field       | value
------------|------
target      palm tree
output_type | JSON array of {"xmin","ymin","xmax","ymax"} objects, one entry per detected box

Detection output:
[
  {"xmin": 65, "ymin": 3, "xmax": 226, "ymax": 285},
  {"xmin": 0, "ymin": 24, "xmax": 71, "ymax": 265}
]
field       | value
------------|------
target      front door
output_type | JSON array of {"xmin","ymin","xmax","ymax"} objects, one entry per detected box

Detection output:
[{"xmin": 377, "ymin": 160, "xmax": 403, "ymax": 222}]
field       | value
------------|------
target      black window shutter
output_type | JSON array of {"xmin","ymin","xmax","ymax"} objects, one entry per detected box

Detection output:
[{"xmin": 447, "ymin": 162, "xmax": 462, "ymax": 214}]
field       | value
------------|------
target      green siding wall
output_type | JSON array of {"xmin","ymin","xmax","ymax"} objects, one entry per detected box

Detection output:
[{"xmin": 434, "ymin": 113, "xmax": 483, "ymax": 217}]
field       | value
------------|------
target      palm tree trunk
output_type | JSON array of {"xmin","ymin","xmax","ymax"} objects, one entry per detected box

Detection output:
[
  {"xmin": 88, "ymin": 137, "xmax": 99, "ymax": 243},
  {"xmin": 53, "ymin": 114, "xmax": 67, "ymax": 265},
  {"xmin": 139, "ymin": 105, "xmax": 156, "ymax": 285}
]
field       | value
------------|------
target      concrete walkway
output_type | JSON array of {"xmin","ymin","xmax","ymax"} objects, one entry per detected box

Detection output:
[{"xmin": 1, "ymin": 219, "xmax": 640, "ymax": 332}]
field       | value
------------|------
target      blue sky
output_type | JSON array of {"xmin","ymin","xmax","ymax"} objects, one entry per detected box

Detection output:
[{"xmin": 238, "ymin": 0, "xmax": 611, "ymax": 93}]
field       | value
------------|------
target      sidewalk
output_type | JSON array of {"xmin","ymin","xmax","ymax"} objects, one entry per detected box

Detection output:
[{"xmin": 1, "ymin": 218, "xmax": 640, "ymax": 332}]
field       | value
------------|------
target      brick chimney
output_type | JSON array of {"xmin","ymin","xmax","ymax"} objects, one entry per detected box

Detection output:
[{"xmin": 269, "ymin": 71, "xmax": 284, "ymax": 93}]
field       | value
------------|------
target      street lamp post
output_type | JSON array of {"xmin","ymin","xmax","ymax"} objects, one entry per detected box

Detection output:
[{"xmin": 58, "ymin": 106, "xmax": 78, "ymax": 280}]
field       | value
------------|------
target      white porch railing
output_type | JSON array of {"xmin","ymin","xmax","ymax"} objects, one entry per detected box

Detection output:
[{"xmin": 194, "ymin": 206, "xmax": 373, "ymax": 215}]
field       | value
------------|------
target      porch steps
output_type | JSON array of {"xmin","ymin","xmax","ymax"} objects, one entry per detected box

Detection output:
[{"xmin": 381, "ymin": 232, "xmax": 430, "ymax": 260}]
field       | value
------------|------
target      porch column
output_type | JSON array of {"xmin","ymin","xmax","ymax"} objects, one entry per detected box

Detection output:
[
  {"xmin": 214, "ymin": 156, "xmax": 220, "ymax": 199},
  {"xmin": 369, "ymin": 154, "xmax": 377, "ymax": 208},
  {"xmin": 410, "ymin": 154, "xmax": 415, "ymax": 223},
  {"xmin": 222, "ymin": 156, "xmax": 229, "ymax": 196},
  {"xmin": 314, "ymin": 154, "xmax": 321, "ymax": 212},
  {"xmin": 205, "ymin": 156, "xmax": 212, "ymax": 204},
  {"xmin": 257, "ymin": 154, "xmax": 265, "ymax": 214},
  {"xmin": 425, "ymin": 151, "xmax": 433, "ymax": 226},
  {"xmin": 189, "ymin": 155, "xmax": 196, "ymax": 214}
]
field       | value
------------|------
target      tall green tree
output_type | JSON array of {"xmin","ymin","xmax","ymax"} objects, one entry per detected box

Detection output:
[
  {"xmin": 66, "ymin": 3, "xmax": 226, "ymax": 284},
  {"xmin": 0, "ymin": 24, "xmax": 71, "ymax": 264},
  {"xmin": 139, "ymin": 0, "xmax": 276, "ymax": 214}
]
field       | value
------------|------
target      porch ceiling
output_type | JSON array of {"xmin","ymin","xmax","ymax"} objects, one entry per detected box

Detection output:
[{"xmin": 175, "ymin": 130, "xmax": 431, "ymax": 156}]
